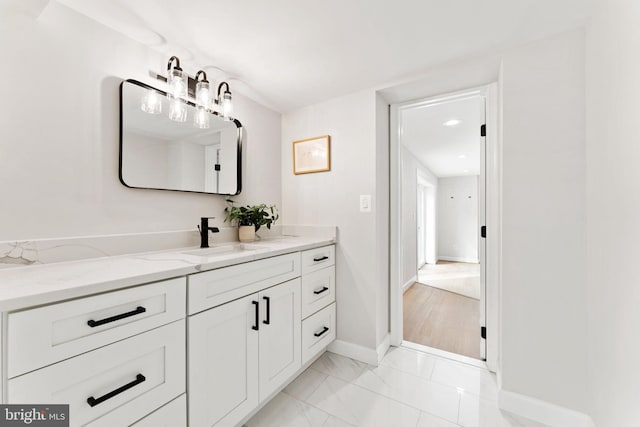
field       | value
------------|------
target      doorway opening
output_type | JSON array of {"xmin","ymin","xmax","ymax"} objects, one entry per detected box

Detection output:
[{"xmin": 390, "ymin": 85, "xmax": 499, "ymax": 370}]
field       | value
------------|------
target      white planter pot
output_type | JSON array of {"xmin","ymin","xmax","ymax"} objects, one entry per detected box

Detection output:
[{"xmin": 238, "ymin": 226, "xmax": 256, "ymax": 242}]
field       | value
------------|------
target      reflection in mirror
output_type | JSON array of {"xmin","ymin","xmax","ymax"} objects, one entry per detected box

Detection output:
[{"xmin": 119, "ymin": 79, "xmax": 242, "ymax": 195}]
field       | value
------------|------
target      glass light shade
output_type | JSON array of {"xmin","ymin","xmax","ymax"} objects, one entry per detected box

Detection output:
[
  {"xmin": 195, "ymin": 80, "xmax": 210, "ymax": 107},
  {"xmin": 194, "ymin": 107, "xmax": 210, "ymax": 129},
  {"xmin": 169, "ymin": 98, "xmax": 187, "ymax": 122},
  {"xmin": 168, "ymin": 68, "xmax": 187, "ymax": 99},
  {"xmin": 141, "ymin": 89, "xmax": 162, "ymax": 114},
  {"xmin": 221, "ymin": 92, "xmax": 233, "ymax": 118}
]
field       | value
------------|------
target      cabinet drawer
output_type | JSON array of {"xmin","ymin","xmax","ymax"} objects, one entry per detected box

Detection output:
[
  {"xmin": 7, "ymin": 277, "xmax": 186, "ymax": 378},
  {"xmin": 301, "ymin": 245, "xmax": 335, "ymax": 274},
  {"xmin": 8, "ymin": 320, "xmax": 185, "ymax": 427},
  {"xmin": 301, "ymin": 303, "xmax": 336, "ymax": 365},
  {"xmin": 188, "ymin": 253, "xmax": 300, "ymax": 314},
  {"xmin": 301, "ymin": 266, "xmax": 335, "ymax": 318},
  {"xmin": 131, "ymin": 394, "xmax": 186, "ymax": 427}
]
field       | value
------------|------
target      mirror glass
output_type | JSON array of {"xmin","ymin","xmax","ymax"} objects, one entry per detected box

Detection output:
[{"xmin": 120, "ymin": 79, "xmax": 242, "ymax": 195}]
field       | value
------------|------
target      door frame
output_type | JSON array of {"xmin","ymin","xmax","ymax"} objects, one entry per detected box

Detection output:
[
  {"xmin": 389, "ymin": 84, "xmax": 500, "ymax": 372},
  {"xmin": 417, "ymin": 180, "xmax": 426, "ymax": 268}
]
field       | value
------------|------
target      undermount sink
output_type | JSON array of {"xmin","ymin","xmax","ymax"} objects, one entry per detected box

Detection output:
[{"xmin": 182, "ymin": 243, "xmax": 263, "ymax": 257}]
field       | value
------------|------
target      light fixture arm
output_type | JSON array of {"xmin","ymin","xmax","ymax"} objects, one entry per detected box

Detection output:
[
  {"xmin": 217, "ymin": 81, "xmax": 231, "ymax": 98},
  {"xmin": 195, "ymin": 70, "xmax": 209, "ymax": 83},
  {"xmin": 167, "ymin": 56, "xmax": 182, "ymax": 71}
]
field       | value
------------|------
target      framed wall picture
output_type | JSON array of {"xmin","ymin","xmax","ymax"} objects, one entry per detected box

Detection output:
[{"xmin": 292, "ymin": 135, "xmax": 331, "ymax": 175}]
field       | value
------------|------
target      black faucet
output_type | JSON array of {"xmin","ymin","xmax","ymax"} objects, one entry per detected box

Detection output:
[{"xmin": 199, "ymin": 217, "xmax": 220, "ymax": 248}]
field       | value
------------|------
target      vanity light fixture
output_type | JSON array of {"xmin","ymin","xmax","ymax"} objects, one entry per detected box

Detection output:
[
  {"xmin": 216, "ymin": 82, "xmax": 233, "ymax": 119},
  {"xmin": 167, "ymin": 56, "xmax": 188, "ymax": 123},
  {"xmin": 194, "ymin": 70, "xmax": 211, "ymax": 129},
  {"xmin": 141, "ymin": 56, "xmax": 235, "ymax": 124},
  {"xmin": 194, "ymin": 70, "xmax": 211, "ymax": 107},
  {"xmin": 167, "ymin": 56, "xmax": 187, "ymax": 100}
]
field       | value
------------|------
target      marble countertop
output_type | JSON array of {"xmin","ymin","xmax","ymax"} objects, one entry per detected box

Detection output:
[{"xmin": 0, "ymin": 236, "xmax": 335, "ymax": 312}]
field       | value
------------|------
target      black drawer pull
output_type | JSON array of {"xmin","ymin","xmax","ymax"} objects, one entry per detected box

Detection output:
[
  {"xmin": 313, "ymin": 256, "xmax": 329, "ymax": 262},
  {"xmin": 87, "ymin": 374, "xmax": 146, "ymax": 407},
  {"xmin": 263, "ymin": 296, "xmax": 271, "ymax": 325},
  {"xmin": 87, "ymin": 306, "xmax": 146, "ymax": 328},
  {"xmin": 252, "ymin": 301, "xmax": 260, "ymax": 331},
  {"xmin": 314, "ymin": 326, "xmax": 329, "ymax": 337},
  {"xmin": 313, "ymin": 286, "xmax": 329, "ymax": 295}
]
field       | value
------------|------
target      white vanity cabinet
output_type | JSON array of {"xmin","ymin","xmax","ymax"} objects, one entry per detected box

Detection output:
[
  {"xmin": 4, "ymin": 278, "xmax": 187, "ymax": 427},
  {"xmin": 258, "ymin": 278, "xmax": 301, "ymax": 400},
  {"xmin": 1, "ymin": 241, "xmax": 336, "ymax": 427},
  {"xmin": 188, "ymin": 253, "xmax": 302, "ymax": 427},
  {"xmin": 188, "ymin": 293, "xmax": 260, "ymax": 427},
  {"xmin": 299, "ymin": 246, "xmax": 337, "ymax": 365}
]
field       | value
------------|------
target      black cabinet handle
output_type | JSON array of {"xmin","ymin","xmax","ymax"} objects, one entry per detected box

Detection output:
[
  {"xmin": 313, "ymin": 256, "xmax": 329, "ymax": 262},
  {"xmin": 314, "ymin": 326, "xmax": 330, "ymax": 337},
  {"xmin": 87, "ymin": 374, "xmax": 146, "ymax": 407},
  {"xmin": 313, "ymin": 286, "xmax": 329, "ymax": 295},
  {"xmin": 252, "ymin": 301, "xmax": 259, "ymax": 331},
  {"xmin": 87, "ymin": 306, "xmax": 146, "ymax": 328},
  {"xmin": 263, "ymin": 296, "xmax": 271, "ymax": 325}
]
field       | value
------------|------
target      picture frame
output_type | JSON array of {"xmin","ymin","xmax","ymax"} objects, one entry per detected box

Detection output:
[{"xmin": 292, "ymin": 135, "xmax": 331, "ymax": 175}]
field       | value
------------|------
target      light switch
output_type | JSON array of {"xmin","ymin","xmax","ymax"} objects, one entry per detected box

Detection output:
[{"xmin": 360, "ymin": 195, "xmax": 372, "ymax": 213}]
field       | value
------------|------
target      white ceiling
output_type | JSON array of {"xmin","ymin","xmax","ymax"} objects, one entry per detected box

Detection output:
[
  {"xmin": 401, "ymin": 96, "xmax": 482, "ymax": 177},
  {"xmin": 55, "ymin": 0, "xmax": 593, "ymax": 112}
]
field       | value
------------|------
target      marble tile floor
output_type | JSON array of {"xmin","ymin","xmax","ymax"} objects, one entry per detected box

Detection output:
[{"xmin": 245, "ymin": 347, "xmax": 549, "ymax": 427}]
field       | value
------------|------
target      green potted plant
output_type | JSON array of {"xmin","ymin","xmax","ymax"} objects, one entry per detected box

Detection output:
[{"xmin": 224, "ymin": 198, "xmax": 279, "ymax": 242}]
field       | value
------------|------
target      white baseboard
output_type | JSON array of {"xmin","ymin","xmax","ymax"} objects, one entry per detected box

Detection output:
[
  {"xmin": 438, "ymin": 256, "xmax": 479, "ymax": 263},
  {"xmin": 402, "ymin": 275, "xmax": 417, "ymax": 294},
  {"xmin": 328, "ymin": 339, "xmax": 379, "ymax": 366},
  {"xmin": 499, "ymin": 390, "xmax": 594, "ymax": 427},
  {"xmin": 376, "ymin": 334, "xmax": 390, "ymax": 364}
]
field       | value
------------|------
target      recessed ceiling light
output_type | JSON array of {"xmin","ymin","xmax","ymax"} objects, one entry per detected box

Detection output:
[
  {"xmin": 463, "ymin": 169, "xmax": 469, "ymax": 173},
  {"xmin": 443, "ymin": 119, "xmax": 462, "ymax": 127},
  {"xmin": 458, "ymin": 154, "xmax": 467, "ymax": 159}
]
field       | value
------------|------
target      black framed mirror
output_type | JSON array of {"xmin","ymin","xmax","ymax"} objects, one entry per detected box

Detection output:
[{"xmin": 119, "ymin": 79, "xmax": 242, "ymax": 195}]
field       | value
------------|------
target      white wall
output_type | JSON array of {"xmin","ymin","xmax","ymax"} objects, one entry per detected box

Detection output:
[
  {"xmin": 282, "ymin": 89, "xmax": 388, "ymax": 353},
  {"xmin": 586, "ymin": 1, "xmax": 640, "ymax": 425},
  {"xmin": 437, "ymin": 176, "xmax": 479, "ymax": 263},
  {"xmin": 0, "ymin": 1, "xmax": 281, "ymax": 241},
  {"xmin": 500, "ymin": 30, "xmax": 588, "ymax": 413},
  {"xmin": 401, "ymin": 147, "xmax": 438, "ymax": 286}
]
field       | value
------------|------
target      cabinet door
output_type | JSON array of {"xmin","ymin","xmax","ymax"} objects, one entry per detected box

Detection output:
[
  {"xmin": 258, "ymin": 278, "xmax": 301, "ymax": 401},
  {"xmin": 188, "ymin": 294, "xmax": 259, "ymax": 427}
]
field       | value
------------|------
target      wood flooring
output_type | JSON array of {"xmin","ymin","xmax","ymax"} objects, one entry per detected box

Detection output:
[{"xmin": 403, "ymin": 283, "xmax": 481, "ymax": 359}]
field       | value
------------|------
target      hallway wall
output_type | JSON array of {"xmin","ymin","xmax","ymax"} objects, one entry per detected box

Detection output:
[
  {"xmin": 586, "ymin": 0, "xmax": 640, "ymax": 424},
  {"xmin": 436, "ymin": 176, "xmax": 479, "ymax": 263},
  {"xmin": 401, "ymin": 147, "xmax": 438, "ymax": 287}
]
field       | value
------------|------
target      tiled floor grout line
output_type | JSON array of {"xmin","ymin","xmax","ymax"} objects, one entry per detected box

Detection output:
[
  {"xmin": 288, "ymin": 352, "xmax": 499, "ymax": 426},
  {"xmin": 282, "ymin": 366, "xmax": 329, "ymax": 401},
  {"xmin": 250, "ymin": 351, "xmax": 509, "ymax": 427},
  {"xmin": 381, "ymin": 356, "xmax": 496, "ymax": 403},
  {"xmin": 290, "ymin": 373, "xmax": 356, "ymax": 426},
  {"xmin": 311, "ymin": 369, "xmax": 461, "ymax": 425}
]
